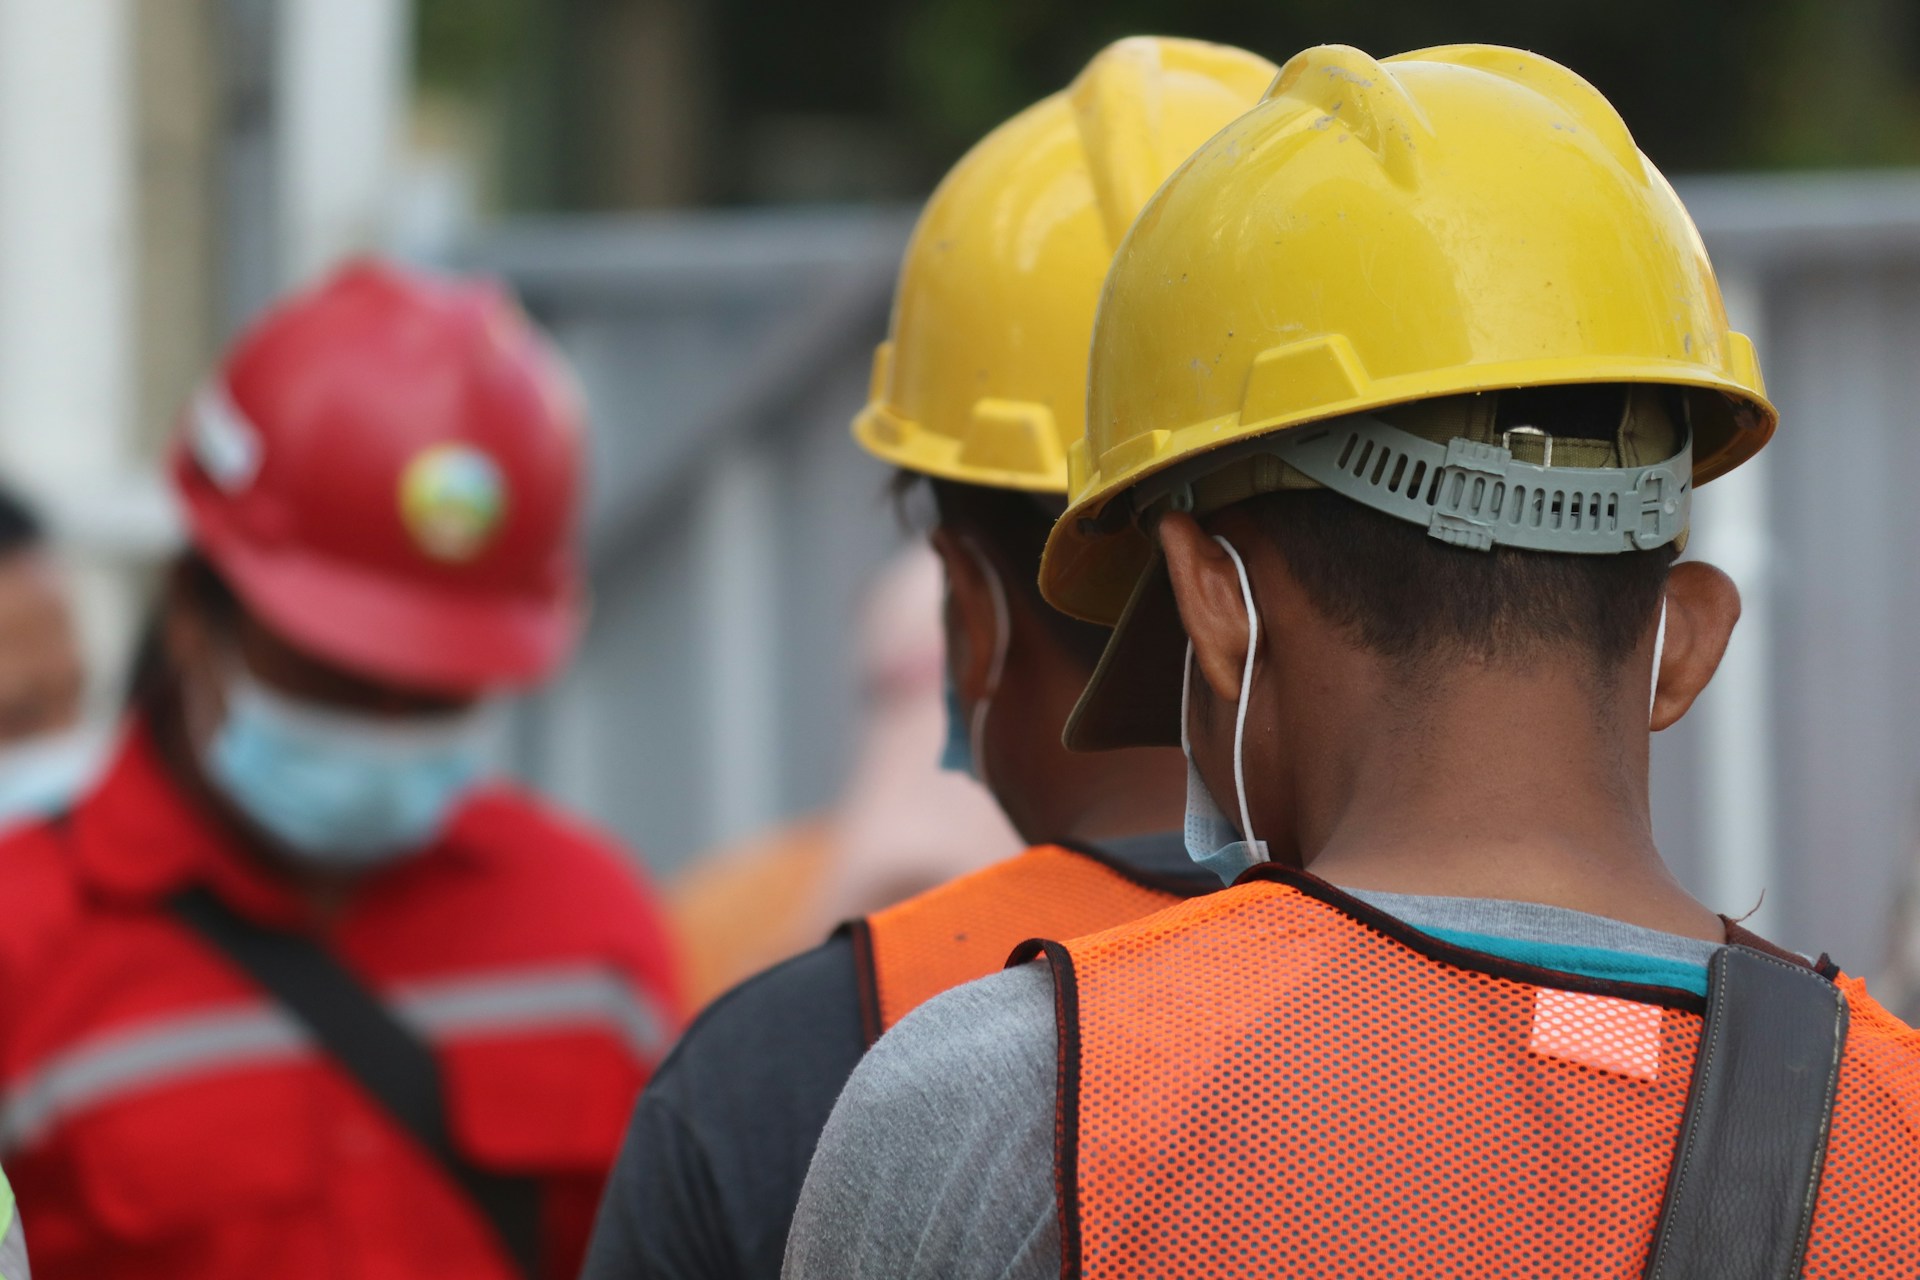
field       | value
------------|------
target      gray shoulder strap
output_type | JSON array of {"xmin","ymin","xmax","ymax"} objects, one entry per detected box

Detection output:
[{"xmin": 1644, "ymin": 945, "xmax": 1847, "ymax": 1280}]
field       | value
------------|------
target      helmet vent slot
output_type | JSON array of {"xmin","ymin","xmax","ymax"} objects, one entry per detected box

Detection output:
[
  {"xmin": 1340, "ymin": 435, "xmax": 1430, "ymax": 500},
  {"xmin": 1369, "ymin": 445, "xmax": 1394, "ymax": 486}
]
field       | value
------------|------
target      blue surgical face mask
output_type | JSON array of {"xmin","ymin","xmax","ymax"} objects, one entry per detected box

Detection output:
[
  {"xmin": 204, "ymin": 668, "xmax": 492, "ymax": 869},
  {"xmin": 937, "ymin": 540, "xmax": 1010, "ymax": 785},
  {"xmin": 940, "ymin": 676, "xmax": 975, "ymax": 774},
  {"xmin": 1181, "ymin": 536, "xmax": 1270, "ymax": 885}
]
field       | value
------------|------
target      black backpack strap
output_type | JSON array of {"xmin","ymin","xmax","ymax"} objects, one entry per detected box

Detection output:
[
  {"xmin": 169, "ymin": 886, "xmax": 541, "ymax": 1278},
  {"xmin": 1645, "ymin": 944, "xmax": 1847, "ymax": 1280}
]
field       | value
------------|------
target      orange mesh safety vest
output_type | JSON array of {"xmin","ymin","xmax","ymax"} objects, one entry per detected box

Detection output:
[
  {"xmin": 850, "ymin": 843, "xmax": 1207, "ymax": 1045},
  {"xmin": 1023, "ymin": 865, "xmax": 1920, "ymax": 1279}
]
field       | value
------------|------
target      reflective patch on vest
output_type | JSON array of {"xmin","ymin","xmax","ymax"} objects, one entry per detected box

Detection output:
[
  {"xmin": 1529, "ymin": 988, "xmax": 1663, "ymax": 1081},
  {"xmin": 394, "ymin": 964, "xmax": 672, "ymax": 1059},
  {"xmin": 0, "ymin": 963, "xmax": 672, "ymax": 1154}
]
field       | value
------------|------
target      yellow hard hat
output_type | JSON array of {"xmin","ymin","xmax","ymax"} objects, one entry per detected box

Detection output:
[
  {"xmin": 853, "ymin": 36, "xmax": 1279, "ymax": 493},
  {"xmin": 1040, "ymin": 43, "xmax": 1777, "ymax": 625}
]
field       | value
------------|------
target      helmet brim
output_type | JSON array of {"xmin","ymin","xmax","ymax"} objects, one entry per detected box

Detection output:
[
  {"xmin": 190, "ymin": 508, "xmax": 581, "ymax": 697},
  {"xmin": 1062, "ymin": 549, "xmax": 1187, "ymax": 752}
]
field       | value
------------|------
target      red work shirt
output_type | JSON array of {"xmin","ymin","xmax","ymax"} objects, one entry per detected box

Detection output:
[{"xmin": 0, "ymin": 722, "xmax": 682, "ymax": 1279}]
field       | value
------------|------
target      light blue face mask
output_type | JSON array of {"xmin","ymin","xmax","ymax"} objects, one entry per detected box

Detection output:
[
  {"xmin": 936, "ymin": 539, "xmax": 1010, "ymax": 784},
  {"xmin": 940, "ymin": 676, "xmax": 975, "ymax": 774},
  {"xmin": 1181, "ymin": 536, "xmax": 1270, "ymax": 885},
  {"xmin": 205, "ymin": 669, "xmax": 492, "ymax": 869}
]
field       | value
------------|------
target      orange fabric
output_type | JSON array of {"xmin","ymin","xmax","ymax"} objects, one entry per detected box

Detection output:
[
  {"xmin": 859, "ymin": 845, "xmax": 1195, "ymax": 1041},
  {"xmin": 1804, "ymin": 973, "xmax": 1920, "ymax": 1276},
  {"xmin": 671, "ymin": 818, "xmax": 836, "ymax": 1011},
  {"xmin": 1046, "ymin": 871, "xmax": 1920, "ymax": 1279}
]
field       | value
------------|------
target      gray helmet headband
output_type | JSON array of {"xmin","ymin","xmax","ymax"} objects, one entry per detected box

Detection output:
[{"xmin": 1135, "ymin": 412, "xmax": 1691, "ymax": 555}]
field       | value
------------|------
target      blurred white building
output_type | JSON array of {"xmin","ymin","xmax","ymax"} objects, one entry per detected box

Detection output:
[{"xmin": 0, "ymin": 0, "xmax": 412, "ymax": 700}]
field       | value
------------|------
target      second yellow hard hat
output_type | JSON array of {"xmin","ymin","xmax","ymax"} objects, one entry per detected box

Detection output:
[{"xmin": 853, "ymin": 36, "xmax": 1278, "ymax": 493}]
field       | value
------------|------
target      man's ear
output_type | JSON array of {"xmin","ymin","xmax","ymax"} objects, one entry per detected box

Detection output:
[
  {"xmin": 929, "ymin": 526, "xmax": 1001, "ymax": 703},
  {"xmin": 1651, "ymin": 560, "xmax": 1742, "ymax": 731},
  {"xmin": 1160, "ymin": 512, "xmax": 1252, "ymax": 704}
]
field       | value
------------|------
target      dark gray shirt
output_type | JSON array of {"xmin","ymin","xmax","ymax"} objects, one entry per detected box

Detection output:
[{"xmin": 782, "ymin": 890, "xmax": 1721, "ymax": 1280}]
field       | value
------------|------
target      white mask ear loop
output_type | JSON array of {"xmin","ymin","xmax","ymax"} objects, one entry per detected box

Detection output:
[
  {"xmin": 1212, "ymin": 536, "xmax": 1267, "ymax": 861},
  {"xmin": 1179, "ymin": 642, "xmax": 1197, "ymax": 756},
  {"xmin": 1649, "ymin": 597, "xmax": 1669, "ymax": 725},
  {"xmin": 960, "ymin": 538, "xmax": 1011, "ymax": 783}
]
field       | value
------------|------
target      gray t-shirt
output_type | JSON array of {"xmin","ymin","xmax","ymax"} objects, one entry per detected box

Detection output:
[{"xmin": 782, "ymin": 890, "xmax": 1721, "ymax": 1280}]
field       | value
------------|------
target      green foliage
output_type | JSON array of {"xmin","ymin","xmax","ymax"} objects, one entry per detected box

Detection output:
[
  {"xmin": 415, "ymin": 0, "xmax": 539, "ymax": 96},
  {"xmin": 414, "ymin": 0, "xmax": 1920, "ymax": 209},
  {"xmin": 887, "ymin": 0, "xmax": 1920, "ymax": 173}
]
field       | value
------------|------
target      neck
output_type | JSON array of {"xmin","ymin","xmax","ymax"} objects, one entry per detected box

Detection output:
[
  {"xmin": 1043, "ymin": 744, "xmax": 1187, "ymax": 846},
  {"xmin": 1001, "ymin": 737, "xmax": 1185, "ymax": 848},
  {"xmin": 1290, "ymin": 663, "xmax": 1723, "ymax": 943},
  {"xmin": 993, "ymin": 641, "xmax": 1187, "ymax": 847}
]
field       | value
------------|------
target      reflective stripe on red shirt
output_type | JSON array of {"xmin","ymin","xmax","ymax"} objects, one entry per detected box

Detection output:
[{"xmin": 0, "ymin": 722, "xmax": 683, "ymax": 1280}]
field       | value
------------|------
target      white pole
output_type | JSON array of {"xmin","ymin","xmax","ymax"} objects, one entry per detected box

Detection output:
[
  {"xmin": 1689, "ymin": 270, "xmax": 1779, "ymax": 934},
  {"xmin": 0, "ymin": 0, "xmax": 136, "ymax": 483},
  {"xmin": 698, "ymin": 445, "xmax": 783, "ymax": 847},
  {"xmin": 0, "ymin": 0, "xmax": 143, "ymax": 703},
  {"xmin": 276, "ymin": 0, "xmax": 411, "ymax": 285}
]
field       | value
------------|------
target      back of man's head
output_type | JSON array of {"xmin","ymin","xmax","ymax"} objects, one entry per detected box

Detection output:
[{"xmin": 1240, "ymin": 386, "xmax": 1676, "ymax": 687}]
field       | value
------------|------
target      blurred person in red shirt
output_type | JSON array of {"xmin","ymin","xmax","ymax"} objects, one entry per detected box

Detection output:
[{"xmin": 0, "ymin": 261, "xmax": 681, "ymax": 1280}]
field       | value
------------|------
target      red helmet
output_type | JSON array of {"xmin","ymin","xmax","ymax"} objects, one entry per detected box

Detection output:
[{"xmin": 172, "ymin": 258, "xmax": 585, "ymax": 694}]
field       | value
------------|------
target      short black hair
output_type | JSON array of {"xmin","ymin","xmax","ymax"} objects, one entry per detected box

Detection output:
[
  {"xmin": 894, "ymin": 472, "xmax": 1112, "ymax": 672},
  {"xmin": 0, "ymin": 485, "xmax": 46, "ymax": 560},
  {"xmin": 1234, "ymin": 383, "xmax": 1679, "ymax": 677},
  {"xmin": 1242, "ymin": 488, "xmax": 1674, "ymax": 675}
]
